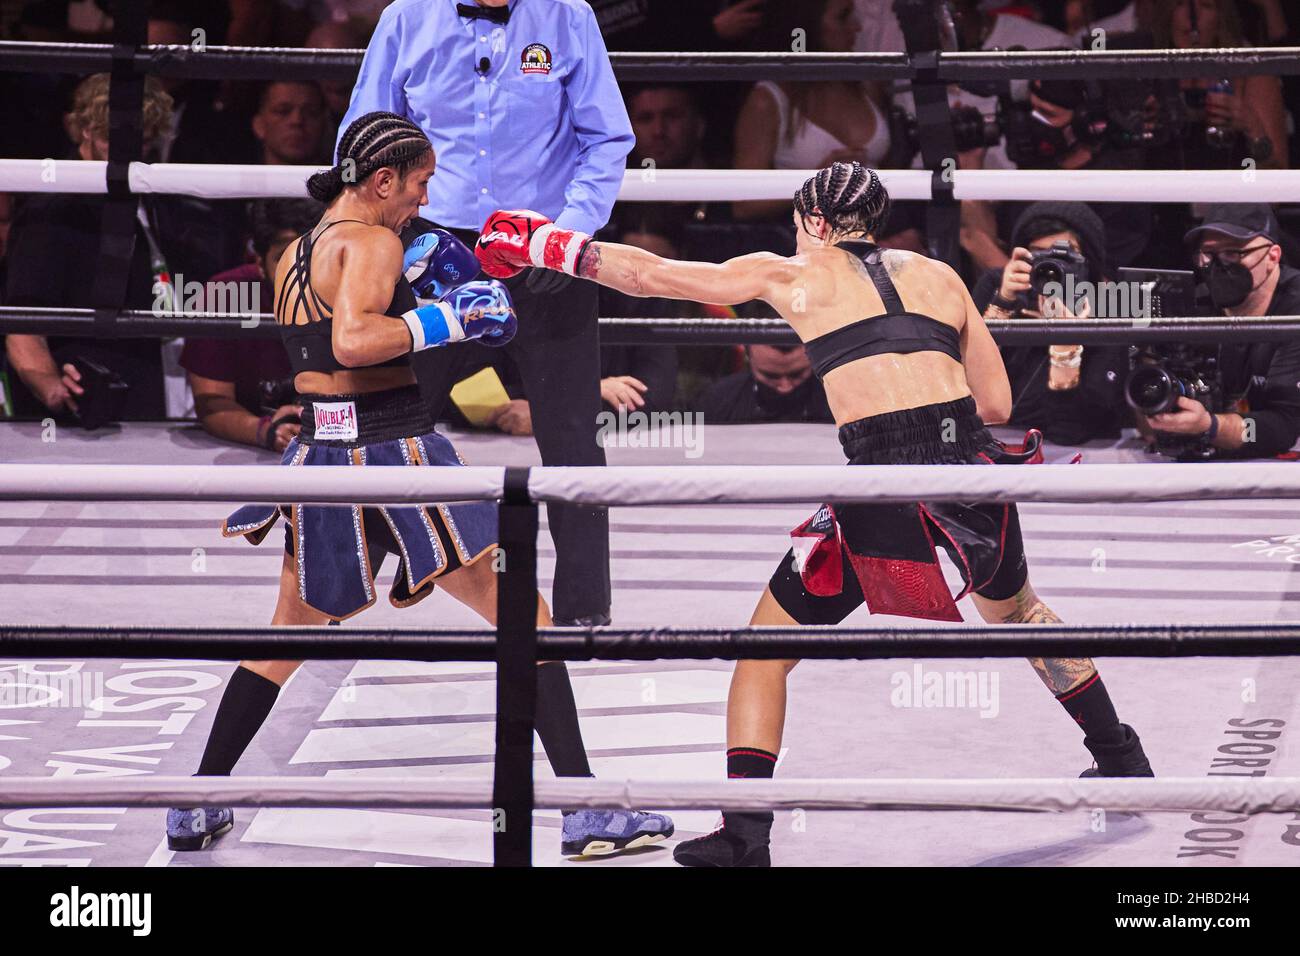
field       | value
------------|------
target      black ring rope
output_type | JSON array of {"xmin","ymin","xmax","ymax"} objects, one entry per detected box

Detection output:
[
  {"xmin": 1, "ymin": 308, "xmax": 1298, "ymax": 345},
  {"xmin": 6, "ymin": 2, "xmax": 1297, "ymax": 867}
]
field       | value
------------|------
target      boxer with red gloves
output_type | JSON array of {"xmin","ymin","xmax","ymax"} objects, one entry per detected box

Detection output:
[{"xmin": 482, "ymin": 161, "xmax": 1154, "ymax": 868}]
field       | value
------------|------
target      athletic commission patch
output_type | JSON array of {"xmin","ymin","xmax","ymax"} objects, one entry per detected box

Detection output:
[{"xmin": 520, "ymin": 42, "xmax": 553, "ymax": 75}]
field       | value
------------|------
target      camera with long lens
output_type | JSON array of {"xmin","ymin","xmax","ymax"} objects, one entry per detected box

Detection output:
[
  {"xmin": 1001, "ymin": 71, "xmax": 1179, "ymax": 168},
  {"xmin": 888, "ymin": 104, "xmax": 1001, "ymax": 160},
  {"xmin": 891, "ymin": 72, "xmax": 1178, "ymax": 169},
  {"xmin": 1125, "ymin": 344, "xmax": 1224, "ymax": 459}
]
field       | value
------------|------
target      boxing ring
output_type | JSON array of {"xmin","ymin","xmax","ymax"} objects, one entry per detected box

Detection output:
[
  {"xmin": 3, "ymin": 16, "xmax": 1300, "ymax": 870},
  {"xmin": 3, "ymin": 421, "xmax": 1300, "ymax": 867}
]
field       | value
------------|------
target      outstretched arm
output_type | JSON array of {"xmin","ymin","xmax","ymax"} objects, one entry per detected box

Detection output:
[
  {"xmin": 475, "ymin": 208, "xmax": 793, "ymax": 307},
  {"xmin": 577, "ymin": 241, "xmax": 790, "ymax": 307}
]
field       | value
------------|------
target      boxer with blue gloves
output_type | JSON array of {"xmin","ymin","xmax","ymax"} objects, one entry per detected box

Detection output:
[
  {"xmin": 166, "ymin": 112, "xmax": 664, "ymax": 860},
  {"xmin": 399, "ymin": 229, "xmax": 518, "ymax": 350}
]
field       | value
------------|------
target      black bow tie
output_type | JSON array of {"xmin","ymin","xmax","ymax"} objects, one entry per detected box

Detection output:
[{"xmin": 457, "ymin": 3, "xmax": 510, "ymax": 24}]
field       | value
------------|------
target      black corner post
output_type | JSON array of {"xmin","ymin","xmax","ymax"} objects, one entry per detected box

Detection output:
[
  {"xmin": 493, "ymin": 466, "xmax": 539, "ymax": 866},
  {"xmin": 91, "ymin": 1, "xmax": 147, "ymax": 329},
  {"xmin": 893, "ymin": 0, "xmax": 962, "ymax": 269}
]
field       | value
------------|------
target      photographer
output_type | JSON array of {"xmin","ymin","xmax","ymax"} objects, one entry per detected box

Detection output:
[
  {"xmin": 4, "ymin": 73, "xmax": 176, "ymax": 424},
  {"xmin": 994, "ymin": 75, "xmax": 1154, "ymax": 271},
  {"xmin": 1135, "ymin": 203, "xmax": 1300, "ymax": 458},
  {"xmin": 179, "ymin": 199, "xmax": 319, "ymax": 452},
  {"xmin": 973, "ymin": 202, "xmax": 1128, "ymax": 445},
  {"xmin": 1153, "ymin": 0, "xmax": 1288, "ymax": 171}
]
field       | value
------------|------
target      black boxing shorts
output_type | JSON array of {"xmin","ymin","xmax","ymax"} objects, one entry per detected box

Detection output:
[{"xmin": 768, "ymin": 397, "xmax": 1040, "ymax": 624}]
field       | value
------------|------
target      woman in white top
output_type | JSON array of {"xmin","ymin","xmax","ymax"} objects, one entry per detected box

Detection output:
[{"xmin": 733, "ymin": 0, "xmax": 893, "ymax": 222}]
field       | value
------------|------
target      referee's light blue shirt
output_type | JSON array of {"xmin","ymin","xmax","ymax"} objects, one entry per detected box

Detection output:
[{"xmin": 340, "ymin": 0, "xmax": 633, "ymax": 236}]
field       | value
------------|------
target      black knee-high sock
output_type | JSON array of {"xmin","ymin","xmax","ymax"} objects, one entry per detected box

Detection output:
[
  {"xmin": 534, "ymin": 662, "xmax": 592, "ymax": 777},
  {"xmin": 195, "ymin": 667, "xmax": 282, "ymax": 776},
  {"xmin": 1056, "ymin": 673, "xmax": 1125, "ymax": 746},
  {"xmin": 722, "ymin": 747, "xmax": 777, "ymax": 843}
]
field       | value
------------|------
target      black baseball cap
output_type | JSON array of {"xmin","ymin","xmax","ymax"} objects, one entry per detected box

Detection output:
[{"xmin": 1184, "ymin": 203, "xmax": 1282, "ymax": 246}]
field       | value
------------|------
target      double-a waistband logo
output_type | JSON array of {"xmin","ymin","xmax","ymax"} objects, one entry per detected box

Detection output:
[
  {"xmin": 313, "ymin": 400, "xmax": 358, "ymax": 441},
  {"xmin": 520, "ymin": 42, "xmax": 553, "ymax": 75}
]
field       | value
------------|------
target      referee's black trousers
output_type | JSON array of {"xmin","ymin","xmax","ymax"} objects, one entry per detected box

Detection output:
[{"xmin": 407, "ymin": 222, "xmax": 611, "ymax": 621}]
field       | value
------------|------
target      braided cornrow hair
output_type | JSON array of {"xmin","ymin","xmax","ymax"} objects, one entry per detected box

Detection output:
[
  {"xmin": 793, "ymin": 161, "xmax": 890, "ymax": 242},
  {"xmin": 306, "ymin": 111, "xmax": 432, "ymax": 203}
]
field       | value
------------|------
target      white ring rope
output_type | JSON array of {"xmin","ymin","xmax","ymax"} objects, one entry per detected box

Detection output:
[
  {"xmin": 0, "ymin": 775, "xmax": 1295, "ymax": 814},
  {"xmin": 4, "ymin": 161, "xmax": 1300, "ymax": 203},
  {"xmin": 1, "ymin": 462, "xmax": 1298, "ymax": 507}
]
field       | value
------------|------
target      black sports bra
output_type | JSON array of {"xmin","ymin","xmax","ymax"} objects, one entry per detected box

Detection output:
[
  {"xmin": 276, "ymin": 218, "xmax": 415, "ymax": 376},
  {"xmin": 804, "ymin": 239, "xmax": 962, "ymax": 380}
]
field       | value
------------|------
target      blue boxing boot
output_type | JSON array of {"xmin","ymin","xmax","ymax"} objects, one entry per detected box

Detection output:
[
  {"xmin": 166, "ymin": 807, "xmax": 234, "ymax": 851},
  {"xmin": 561, "ymin": 809, "xmax": 675, "ymax": 857}
]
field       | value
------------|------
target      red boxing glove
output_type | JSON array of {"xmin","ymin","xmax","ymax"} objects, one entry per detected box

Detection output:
[
  {"xmin": 475, "ymin": 209, "xmax": 550, "ymax": 279},
  {"xmin": 475, "ymin": 209, "xmax": 594, "ymax": 279}
]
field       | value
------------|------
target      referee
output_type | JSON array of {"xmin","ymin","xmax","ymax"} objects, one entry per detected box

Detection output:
[{"xmin": 342, "ymin": 0, "xmax": 632, "ymax": 625}]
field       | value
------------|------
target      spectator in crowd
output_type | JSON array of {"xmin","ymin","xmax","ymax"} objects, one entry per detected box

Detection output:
[
  {"xmin": 627, "ymin": 84, "xmax": 711, "ymax": 176},
  {"xmin": 0, "ymin": 7, "xmax": 86, "ymax": 162},
  {"xmin": 285, "ymin": 0, "xmax": 394, "ymax": 34},
  {"xmin": 228, "ymin": 0, "xmax": 388, "ymax": 47},
  {"xmin": 252, "ymin": 81, "xmax": 331, "ymax": 167},
  {"xmin": 147, "ymin": 8, "xmax": 253, "ymax": 166},
  {"xmin": 610, "ymin": 84, "xmax": 729, "ymax": 248},
  {"xmin": 594, "ymin": 4, "xmax": 764, "ymax": 178},
  {"xmin": 1151, "ymin": 0, "xmax": 1289, "ymax": 170},
  {"xmin": 974, "ymin": 201, "xmax": 1130, "ymax": 445},
  {"xmin": 890, "ymin": 0, "xmax": 1071, "ymax": 273},
  {"xmin": 593, "ymin": 0, "xmax": 767, "ymax": 52},
  {"xmin": 304, "ymin": 19, "xmax": 367, "ymax": 129},
  {"xmin": 1229, "ymin": 0, "xmax": 1291, "ymax": 44},
  {"xmin": 696, "ymin": 343, "xmax": 834, "ymax": 424},
  {"xmin": 4, "ymin": 73, "xmax": 177, "ymax": 422},
  {"xmin": 19, "ymin": 0, "xmax": 112, "ymax": 39},
  {"xmin": 732, "ymin": 0, "xmax": 891, "ymax": 226},
  {"xmin": 992, "ymin": 76, "xmax": 1155, "ymax": 271},
  {"xmin": 730, "ymin": 0, "xmax": 922, "ymax": 251},
  {"xmin": 1136, "ymin": 203, "xmax": 1300, "ymax": 458},
  {"xmin": 1046, "ymin": 0, "xmax": 1148, "ymax": 38},
  {"xmin": 179, "ymin": 199, "xmax": 322, "ymax": 452},
  {"xmin": 851, "ymin": 0, "xmax": 905, "ymax": 54}
]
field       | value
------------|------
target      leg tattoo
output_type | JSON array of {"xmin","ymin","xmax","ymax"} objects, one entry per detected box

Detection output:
[{"xmin": 992, "ymin": 583, "xmax": 1098, "ymax": 695}]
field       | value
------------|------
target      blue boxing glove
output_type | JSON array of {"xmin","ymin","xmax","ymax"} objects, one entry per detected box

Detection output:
[
  {"xmin": 400, "ymin": 279, "xmax": 517, "ymax": 351},
  {"xmin": 403, "ymin": 228, "xmax": 480, "ymax": 299}
]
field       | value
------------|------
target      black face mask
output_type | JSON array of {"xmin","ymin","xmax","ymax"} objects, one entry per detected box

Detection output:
[
  {"xmin": 1197, "ymin": 259, "xmax": 1258, "ymax": 309},
  {"xmin": 755, "ymin": 377, "xmax": 815, "ymax": 420}
]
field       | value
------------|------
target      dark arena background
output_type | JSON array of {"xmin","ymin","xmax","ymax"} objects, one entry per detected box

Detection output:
[{"xmin": 0, "ymin": 0, "xmax": 1297, "ymax": 939}]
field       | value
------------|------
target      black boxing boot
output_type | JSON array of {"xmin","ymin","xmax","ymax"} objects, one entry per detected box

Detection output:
[
  {"xmin": 674, "ymin": 746, "xmax": 776, "ymax": 866},
  {"xmin": 1080, "ymin": 723, "xmax": 1154, "ymax": 777},
  {"xmin": 672, "ymin": 812, "xmax": 773, "ymax": 867}
]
